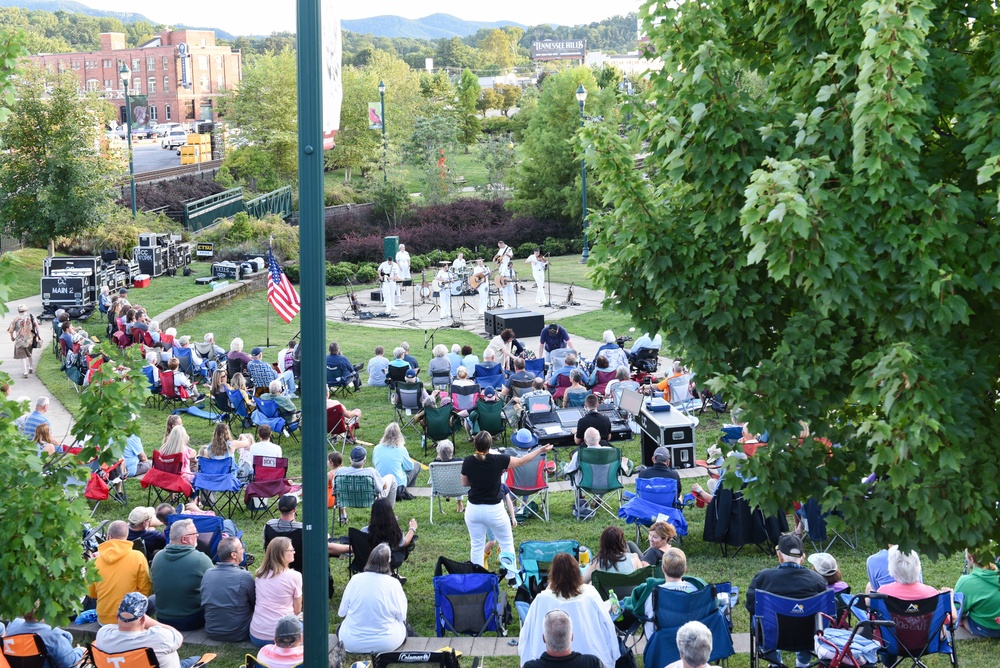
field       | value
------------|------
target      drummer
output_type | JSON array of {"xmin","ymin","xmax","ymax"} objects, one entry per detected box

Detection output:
[
  {"xmin": 435, "ymin": 261, "xmax": 453, "ymax": 321},
  {"xmin": 452, "ymin": 252, "xmax": 467, "ymax": 273}
]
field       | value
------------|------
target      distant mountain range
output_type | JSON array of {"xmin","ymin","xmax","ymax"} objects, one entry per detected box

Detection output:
[
  {"xmin": 342, "ymin": 13, "xmax": 527, "ymax": 39},
  {"xmin": 0, "ymin": 0, "xmax": 237, "ymax": 40}
]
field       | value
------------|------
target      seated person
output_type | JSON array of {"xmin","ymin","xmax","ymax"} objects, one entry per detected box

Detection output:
[
  {"xmin": 335, "ymin": 446, "xmax": 398, "ymax": 522},
  {"xmin": 582, "ymin": 525, "xmax": 643, "ymax": 584},
  {"xmin": 474, "ymin": 349, "xmax": 503, "ymax": 378},
  {"xmin": 461, "ymin": 345, "xmax": 479, "ymax": 372},
  {"xmin": 561, "ymin": 369, "xmax": 589, "ymax": 407},
  {"xmin": 5, "ymin": 609, "xmax": 84, "ymax": 668},
  {"xmin": 595, "ymin": 330, "xmax": 630, "ymax": 372},
  {"xmin": 501, "ymin": 357, "xmax": 536, "ymax": 398},
  {"xmin": 201, "ymin": 536, "xmax": 255, "ymax": 643},
  {"xmin": 452, "ymin": 365, "xmax": 476, "ymax": 388},
  {"xmin": 260, "ymin": 380, "xmax": 300, "ymax": 422},
  {"xmin": 150, "ymin": 518, "xmax": 214, "ymax": 631},
  {"xmin": 127, "ymin": 506, "xmax": 167, "ymax": 557},
  {"xmin": 447, "ymin": 344, "xmax": 464, "ymax": 377},
  {"xmin": 516, "ymin": 377, "xmax": 555, "ymax": 414},
  {"xmin": 367, "ymin": 346, "xmax": 390, "ymax": 387},
  {"xmin": 808, "ymin": 552, "xmax": 850, "ymax": 594},
  {"xmin": 326, "ymin": 386, "xmax": 362, "ymax": 421},
  {"xmin": 326, "ymin": 341, "xmax": 361, "ymax": 390},
  {"xmin": 94, "ymin": 593, "xmax": 205, "ymax": 668},
  {"xmin": 877, "ymin": 546, "xmax": 956, "ymax": 618},
  {"xmin": 637, "ymin": 520, "xmax": 678, "ymax": 568},
  {"xmin": 433, "ymin": 440, "xmax": 464, "ymax": 513},
  {"xmin": 228, "ymin": 337, "xmax": 252, "ymax": 370},
  {"xmin": 587, "ymin": 354, "xmax": 613, "ymax": 387},
  {"xmin": 337, "ymin": 543, "xmax": 410, "ymax": 653},
  {"xmin": 391, "ymin": 368, "xmax": 430, "ymax": 406},
  {"xmin": 655, "ymin": 361, "xmax": 690, "ymax": 398},
  {"xmin": 546, "ymin": 353, "xmax": 579, "ymax": 386},
  {"xmin": 166, "ymin": 358, "xmax": 202, "ymax": 399},
  {"xmin": 603, "ymin": 366, "xmax": 633, "ymax": 403},
  {"xmin": 389, "ymin": 347, "xmax": 411, "ymax": 374},
  {"xmin": 248, "ymin": 347, "xmax": 297, "ymax": 397},
  {"xmin": 466, "ymin": 386, "xmax": 503, "ymax": 436},
  {"xmin": 256, "ymin": 615, "xmax": 304, "ymax": 668},
  {"xmin": 629, "ymin": 547, "xmax": 699, "ymax": 638},
  {"xmin": 629, "ymin": 332, "xmax": 662, "ymax": 356},
  {"xmin": 194, "ymin": 332, "xmax": 226, "ymax": 363},
  {"xmin": 143, "ymin": 351, "xmax": 162, "ymax": 384},
  {"xmin": 955, "ymin": 543, "xmax": 1000, "ymax": 638},
  {"xmin": 669, "ymin": 621, "xmax": 720, "ymax": 668},
  {"xmin": 361, "ymin": 497, "xmax": 418, "ymax": 569}
]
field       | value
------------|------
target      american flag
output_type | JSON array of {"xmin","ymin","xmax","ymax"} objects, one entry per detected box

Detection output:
[{"xmin": 267, "ymin": 248, "xmax": 300, "ymax": 323}]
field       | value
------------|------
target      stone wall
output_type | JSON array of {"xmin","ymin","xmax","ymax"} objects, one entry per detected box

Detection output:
[{"xmin": 154, "ymin": 270, "xmax": 268, "ymax": 329}]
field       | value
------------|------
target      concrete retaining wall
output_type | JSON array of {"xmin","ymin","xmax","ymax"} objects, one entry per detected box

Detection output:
[{"xmin": 154, "ymin": 270, "xmax": 268, "ymax": 329}]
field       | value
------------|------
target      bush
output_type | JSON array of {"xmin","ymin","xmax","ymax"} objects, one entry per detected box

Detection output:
[
  {"xmin": 516, "ymin": 242, "xmax": 537, "ymax": 257},
  {"xmin": 481, "ymin": 116, "xmax": 511, "ymax": 135},
  {"xmin": 284, "ymin": 264, "xmax": 300, "ymax": 283},
  {"xmin": 325, "ymin": 262, "xmax": 354, "ymax": 286},
  {"xmin": 324, "ymin": 182, "xmax": 364, "ymax": 207},
  {"xmin": 196, "ymin": 213, "xmax": 299, "ymax": 262},
  {"xmin": 409, "ymin": 255, "xmax": 428, "ymax": 273},
  {"xmin": 355, "ymin": 263, "xmax": 378, "ymax": 283},
  {"xmin": 58, "ymin": 209, "xmax": 184, "ymax": 255}
]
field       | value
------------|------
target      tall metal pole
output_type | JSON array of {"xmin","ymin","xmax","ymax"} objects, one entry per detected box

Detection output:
[
  {"xmin": 577, "ymin": 84, "xmax": 589, "ymax": 263},
  {"xmin": 379, "ymin": 81, "xmax": 387, "ymax": 182},
  {"xmin": 121, "ymin": 66, "xmax": 137, "ymax": 218},
  {"xmin": 295, "ymin": 0, "xmax": 328, "ymax": 665}
]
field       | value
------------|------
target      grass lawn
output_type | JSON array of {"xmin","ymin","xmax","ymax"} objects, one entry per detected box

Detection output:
[
  {"xmin": 3, "ymin": 247, "xmax": 48, "ymax": 301},
  {"xmin": 325, "ymin": 151, "xmax": 491, "ymax": 196},
  {"xmin": 35, "ymin": 282, "xmax": 992, "ymax": 667},
  {"xmin": 547, "ymin": 255, "xmax": 596, "ymax": 291}
]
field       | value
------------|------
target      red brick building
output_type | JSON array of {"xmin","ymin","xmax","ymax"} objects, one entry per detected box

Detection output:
[{"xmin": 27, "ymin": 30, "xmax": 242, "ymax": 126}]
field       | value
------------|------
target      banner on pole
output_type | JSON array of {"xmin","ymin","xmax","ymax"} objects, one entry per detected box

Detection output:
[
  {"xmin": 321, "ymin": 0, "xmax": 343, "ymax": 150},
  {"xmin": 128, "ymin": 94, "xmax": 150, "ymax": 129},
  {"xmin": 368, "ymin": 102, "xmax": 383, "ymax": 130}
]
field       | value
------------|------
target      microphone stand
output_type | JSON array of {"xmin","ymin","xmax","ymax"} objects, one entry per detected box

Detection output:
[{"xmin": 545, "ymin": 263, "xmax": 552, "ymax": 308}]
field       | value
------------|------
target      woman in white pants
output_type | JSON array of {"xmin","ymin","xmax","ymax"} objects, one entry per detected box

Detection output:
[{"xmin": 461, "ymin": 431, "xmax": 552, "ymax": 567}]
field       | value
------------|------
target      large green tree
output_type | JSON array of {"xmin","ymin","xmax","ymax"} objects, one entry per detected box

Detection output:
[
  {"xmin": 584, "ymin": 0, "xmax": 1000, "ymax": 556},
  {"xmin": 509, "ymin": 67, "xmax": 610, "ymax": 222},
  {"xmin": 0, "ymin": 67, "xmax": 119, "ymax": 251},
  {"xmin": 455, "ymin": 68, "xmax": 482, "ymax": 152}
]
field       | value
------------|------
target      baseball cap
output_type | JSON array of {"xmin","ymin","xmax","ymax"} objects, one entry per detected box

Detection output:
[
  {"xmin": 483, "ymin": 386, "xmax": 497, "ymax": 398},
  {"xmin": 274, "ymin": 614, "xmax": 303, "ymax": 646},
  {"xmin": 405, "ymin": 368, "xmax": 417, "ymax": 378},
  {"xmin": 250, "ymin": 347, "xmax": 263, "ymax": 356},
  {"xmin": 350, "ymin": 445, "xmax": 367, "ymax": 462},
  {"xmin": 128, "ymin": 506, "xmax": 158, "ymax": 526},
  {"xmin": 807, "ymin": 552, "xmax": 839, "ymax": 577},
  {"xmin": 178, "ymin": 335, "xmax": 191, "ymax": 345},
  {"xmin": 119, "ymin": 288, "xmax": 129, "ymax": 294},
  {"xmin": 117, "ymin": 592, "xmax": 149, "ymax": 622},
  {"xmin": 277, "ymin": 495, "xmax": 298, "ymax": 513},
  {"xmin": 652, "ymin": 446, "xmax": 670, "ymax": 463},
  {"xmin": 777, "ymin": 534, "xmax": 805, "ymax": 558},
  {"xmin": 17, "ymin": 304, "xmax": 26, "ymax": 313}
]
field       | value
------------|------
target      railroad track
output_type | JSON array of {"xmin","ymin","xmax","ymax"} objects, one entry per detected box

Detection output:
[{"xmin": 127, "ymin": 160, "xmax": 224, "ymax": 184}]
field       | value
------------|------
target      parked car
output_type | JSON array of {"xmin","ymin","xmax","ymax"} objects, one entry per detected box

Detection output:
[
  {"xmin": 161, "ymin": 129, "xmax": 188, "ymax": 149},
  {"xmin": 154, "ymin": 122, "xmax": 182, "ymax": 138}
]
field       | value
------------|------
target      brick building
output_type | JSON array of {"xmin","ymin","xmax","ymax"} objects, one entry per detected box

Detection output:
[{"xmin": 27, "ymin": 30, "xmax": 242, "ymax": 126}]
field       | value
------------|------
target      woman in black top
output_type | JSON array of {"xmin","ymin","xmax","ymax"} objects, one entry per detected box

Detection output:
[{"xmin": 461, "ymin": 431, "xmax": 552, "ymax": 567}]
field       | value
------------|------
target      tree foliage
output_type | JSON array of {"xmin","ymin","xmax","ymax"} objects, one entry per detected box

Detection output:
[
  {"xmin": 475, "ymin": 132, "xmax": 516, "ymax": 201},
  {"xmin": 584, "ymin": 0, "xmax": 1000, "ymax": 557},
  {"xmin": 455, "ymin": 69, "xmax": 481, "ymax": 151},
  {"xmin": 405, "ymin": 115, "xmax": 458, "ymax": 204},
  {"xmin": 0, "ymin": 67, "xmax": 120, "ymax": 249}
]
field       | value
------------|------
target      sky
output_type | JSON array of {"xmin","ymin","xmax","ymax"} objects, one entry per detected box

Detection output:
[{"xmin": 80, "ymin": 0, "xmax": 644, "ymax": 37}]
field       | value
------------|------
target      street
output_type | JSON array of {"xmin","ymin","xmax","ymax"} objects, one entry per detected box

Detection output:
[{"xmin": 132, "ymin": 139, "xmax": 182, "ymax": 173}]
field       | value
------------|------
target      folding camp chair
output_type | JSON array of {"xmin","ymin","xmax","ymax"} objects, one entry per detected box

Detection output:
[
  {"xmin": 244, "ymin": 455, "xmax": 301, "ymax": 519},
  {"xmin": 470, "ymin": 399, "xmax": 507, "ymax": 445},
  {"xmin": 112, "ymin": 331, "xmax": 131, "ymax": 350},
  {"xmin": 346, "ymin": 526, "xmax": 407, "ymax": 576},
  {"xmin": 564, "ymin": 390, "xmax": 590, "ymax": 408},
  {"xmin": 326, "ymin": 404, "xmax": 358, "ymax": 451},
  {"xmin": 159, "ymin": 370, "xmax": 191, "ymax": 411},
  {"xmin": 393, "ymin": 381, "xmax": 425, "ymax": 435},
  {"xmin": 504, "ymin": 447, "xmax": 550, "ymax": 521},
  {"xmin": 140, "ymin": 449, "xmax": 193, "ymax": 505},
  {"xmin": 253, "ymin": 398, "xmax": 299, "ymax": 443},
  {"xmin": 862, "ymin": 591, "xmax": 961, "ymax": 668},
  {"xmin": 549, "ymin": 374, "xmax": 573, "ymax": 401},
  {"xmin": 750, "ymin": 589, "xmax": 835, "ymax": 668},
  {"xmin": 450, "ymin": 383, "xmax": 481, "ymax": 413},
  {"xmin": 619, "ymin": 477, "xmax": 689, "ymax": 543},
  {"xmin": 429, "ymin": 364, "xmax": 452, "ymax": 391},
  {"xmin": 226, "ymin": 389, "xmax": 253, "ymax": 429},
  {"xmin": 428, "ymin": 461, "xmax": 470, "ymax": 524},
  {"xmin": 571, "ymin": 446, "xmax": 625, "ymax": 521},
  {"xmin": 548, "ymin": 348, "xmax": 573, "ymax": 376},
  {"xmin": 333, "ymin": 474, "xmax": 378, "ymax": 526},
  {"xmin": 524, "ymin": 357, "xmax": 544, "ymax": 377},
  {"xmin": 142, "ymin": 366, "xmax": 163, "ymax": 409},
  {"xmin": 592, "ymin": 369, "xmax": 617, "ymax": 396},
  {"xmin": 516, "ymin": 539, "xmax": 582, "ymax": 608},
  {"xmin": 85, "ymin": 458, "xmax": 129, "ymax": 517},
  {"xmin": 433, "ymin": 559, "xmax": 510, "ymax": 637},
  {"xmin": 667, "ymin": 374, "xmax": 701, "ymax": 415},
  {"xmin": 386, "ymin": 364, "xmax": 410, "ymax": 400},
  {"xmin": 476, "ymin": 373, "xmax": 505, "ymax": 393},
  {"xmin": 421, "ymin": 404, "xmax": 460, "ymax": 455},
  {"xmin": 193, "ymin": 456, "xmax": 244, "ymax": 517},
  {"xmin": 802, "ymin": 497, "xmax": 859, "ymax": 552},
  {"xmin": 591, "ymin": 565, "xmax": 657, "ymax": 639},
  {"xmin": 173, "ymin": 346, "xmax": 212, "ymax": 382},
  {"xmin": 2, "ymin": 633, "xmax": 48, "ymax": 668},
  {"xmin": 326, "ymin": 359, "xmax": 358, "ymax": 398},
  {"xmin": 611, "ymin": 381, "xmax": 642, "ymax": 409},
  {"xmin": 88, "ymin": 646, "xmax": 159, "ymax": 668},
  {"xmin": 372, "ymin": 650, "xmax": 460, "ymax": 668},
  {"xmin": 644, "ymin": 581, "xmax": 735, "ymax": 667},
  {"xmin": 508, "ymin": 379, "xmax": 534, "ymax": 400},
  {"xmin": 226, "ymin": 357, "xmax": 246, "ymax": 380},
  {"xmin": 211, "ymin": 392, "xmax": 236, "ymax": 426},
  {"xmin": 164, "ymin": 512, "xmax": 246, "ymax": 564}
]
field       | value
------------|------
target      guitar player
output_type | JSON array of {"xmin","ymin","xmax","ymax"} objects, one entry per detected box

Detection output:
[{"xmin": 470, "ymin": 258, "xmax": 491, "ymax": 315}]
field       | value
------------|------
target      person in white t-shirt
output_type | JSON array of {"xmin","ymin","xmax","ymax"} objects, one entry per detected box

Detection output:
[
  {"xmin": 94, "ymin": 592, "xmax": 203, "ymax": 668},
  {"xmin": 248, "ymin": 425, "xmax": 282, "ymax": 461},
  {"xmin": 395, "ymin": 244, "xmax": 411, "ymax": 280},
  {"xmin": 434, "ymin": 262, "xmax": 453, "ymax": 320},
  {"xmin": 337, "ymin": 543, "xmax": 409, "ymax": 653}
]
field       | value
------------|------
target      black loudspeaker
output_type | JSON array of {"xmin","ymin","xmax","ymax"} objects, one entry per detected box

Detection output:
[{"xmin": 494, "ymin": 310, "xmax": 545, "ymax": 339}]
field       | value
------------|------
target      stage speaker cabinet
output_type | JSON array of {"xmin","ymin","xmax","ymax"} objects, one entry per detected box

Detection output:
[
  {"xmin": 484, "ymin": 307, "xmax": 525, "ymax": 336},
  {"xmin": 370, "ymin": 290, "xmax": 384, "ymax": 302},
  {"xmin": 138, "ymin": 232, "xmax": 165, "ymax": 248},
  {"xmin": 41, "ymin": 275, "xmax": 92, "ymax": 307},
  {"xmin": 134, "ymin": 246, "xmax": 164, "ymax": 278},
  {"xmin": 495, "ymin": 310, "xmax": 544, "ymax": 339},
  {"xmin": 211, "ymin": 261, "xmax": 240, "ymax": 280}
]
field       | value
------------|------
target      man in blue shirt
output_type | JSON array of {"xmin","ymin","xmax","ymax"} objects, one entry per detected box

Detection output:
[
  {"xmin": 21, "ymin": 397, "xmax": 51, "ymax": 438},
  {"xmin": 5, "ymin": 612, "xmax": 84, "ymax": 668},
  {"xmin": 366, "ymin": 346, "xmax": 390, "ymax": 386},
  {"xmin": 447, "ymin": 344, "xmax": 464, "ymax": 377},
  {"xmin": 400, "ymin": 341, "xmax": 420, "ymax": 372},
  {"xmin": 326, "ymin": 341, "xmax": 361, "ymax": 390},
  {"xmin": 123, "ymin": 432, "xmax": 150, "ymax": 476},
  {"xmin": 537, "ymin": 323, "xmax": 574, "ymax": 363},
  {"xmin": 247, "ymin": 347, "xmax": 297, "ymax": 397},
  {"xmin": 630, "ymin": 332, "xmax": 662, "ymax": 354}
]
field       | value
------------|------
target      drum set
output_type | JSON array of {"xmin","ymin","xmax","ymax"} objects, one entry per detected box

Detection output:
[{"xmin": 430, "ymin": 267, "xmax": 477, "ymax": 298}]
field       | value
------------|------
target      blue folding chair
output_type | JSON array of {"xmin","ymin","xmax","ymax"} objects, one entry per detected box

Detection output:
[
  {"xmin": 252, "ymin": 397, "xmax": 297, "ymax": 443},
  {"xmin": 619, "ymin": 477, "xmax": 689, "ymax": 543},
  {"xmin": 865, "ymin": 592, "xmax": 962, "ymax": 668},
  {"xmin": 515, "ymin": 539, "xmax": 582, "ymax": 619},
  {"xmin": 227, "ymin": 389, "xmax": 253, "ymax": 429},
  {"xmin": 193, "ymin": 456, "xmax": 245, "ymax": 517},
  {"xmin": 172, "ymin": 346, "xmax": 213, "ymax": 382},
  {"xmin": 644, "ymin": 581, "xmax": 735, "ymax": 668},
  {"xmin": 524, "ymin": 358, "xmax": 545, "ymax": 377},
  {"xmin": 476, "ymin": 374, "xmax": 505, "ymax": 392},
  {"xmin": 750, "ymin": 589, "xmax": 835, "ymax": 668},
  {"xmin": 433, "ymin": 562, "xmax": 509, "ymax": 637}
]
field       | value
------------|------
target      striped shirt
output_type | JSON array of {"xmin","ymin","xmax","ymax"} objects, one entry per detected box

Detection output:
[{"xmin": 21, "ymin": 410, "xmax": 51, "ymax": 439}]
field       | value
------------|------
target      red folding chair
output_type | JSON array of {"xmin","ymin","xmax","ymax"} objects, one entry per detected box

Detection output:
[
  {"xmin": 244, "ymin": 455, "xmax": 301, "ymax": 518},
  {"xmin": 326, "ymin": 404, "xmax": 358, "ymax": 451},
  {"xmin": 140, "ymin": 449, "xmax": 193, "ymax": 505}
]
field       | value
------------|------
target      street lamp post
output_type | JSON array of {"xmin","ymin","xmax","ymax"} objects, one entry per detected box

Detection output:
[
  {"xmin": 619, "ymin": 75, "xmax": 633, "ymax": 125},
  {"xmin": 576, "ymin": 84, "xmax": 589, "ymax": 263},
  {"xmin": 119, "ymin": 63, "xmax": 137, "ymax": 218},
  {"xmin": 378, "ymin": 80, "xmax": 387, "ymax": 183}
]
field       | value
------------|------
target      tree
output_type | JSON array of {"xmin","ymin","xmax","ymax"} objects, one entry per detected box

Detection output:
[
  {"xmin": 477, "ymin": 87, "xmax": 504, "ymax": 115},
  {"xmin": 404, "ymin": 114, "xmax": 458, "ymax": 204},
  {"xmin": 477, "ymin": 29, "xmax": 515, "ymax": 72},
  {"xmin": 220, "ymin": 48, "xmax": 298, "ymax": 184},
  {"xmin": 475, "ymin": 132, "xmax": 516, "ymax": 200},
  {"xmin": 434, "ymin": 37, "xmax": 478, "ymax": 71},
  {"xmin": 509, "ymin": 67, "xmax": 609, "ymax": 222},
  {"xmin": 583, "ymin": 0, "xmax": 1000, "ymax": 557},
  {"xmin": 455, "ymin": 69, "xmax": 481, "ymax": 152},
  {"xmin": 496, "ymin": 84, "xmax": 521, "ymax": 117},
  {"xmin": 0, "ymin": 67, "xmax": 119, "ymax": 252}
]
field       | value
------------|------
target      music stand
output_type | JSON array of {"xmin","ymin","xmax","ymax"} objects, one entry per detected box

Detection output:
[{"xmin": 401, "ymin": 280, "xmax": 419, "ymax": 325}]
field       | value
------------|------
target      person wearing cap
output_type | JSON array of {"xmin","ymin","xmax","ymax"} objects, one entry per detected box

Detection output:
[
  {"xmin": 117, "ymin": 287, "xmax": 131, "ymax": 307},
  {"xmin": 434, "ymin": 261, "xmax": 453, "ymax": 320},
  {"xmin": 808, "ymin": 552, "xmax": 849, "ymax": 594},
  {"xmin": 88, "ymin": 521, "xmax": 153, "ymax": 625},
  {"xmin": 366, "ymin": 346, "xmax": 390, "ymax": 387},
  {"xmin": 95, "ymin": 592, "xmax": 206, "ymax": 668},
  {"xmin": 638, "ymin": 446, "xmax": 682, "ymax": 486},
  {"xmin": 537, "ymin": 323, "xmax": 574, "ymax": 364},
  {"xmin": 373, "ymin": 422, "xmax": 419, "ymax": 494},
  {"xmin": 462, "ymin": 431, "xmax": 553, "ymax": 568},
  {"xmin": 264, "ymin": 495, "xmax": 351, "ymax": 566},
  {"xmin": 200, "ymin": 536, "xmax": 256, "ymax": 643},
  {"xmin": 255, "ymin": 614, "xmax": 304, "ymax": 668},
  {"xmin": 335, "ymin": 446, "xmax": 398, "ymax": 519},
  {"xmin": 8, "ymin": 304, "xmax": 40, "ymax": 378},
  {"xmin": 127, "ymin": 506, "xmax": 167, "ymax": 557},
  {"xmin": 745, "ymin": 534, "xmax": 828, "ymax": 667},
  {"xmin": 466, "ymin": 385, "xmax": 503, "ymax": 437},
  {"xmin": 247, "ymin": 347, "xmax": 297, "ymax": 398},
  {"xmin": 150, "ymin": 519, "xmax": 214, "ymax": 631}
]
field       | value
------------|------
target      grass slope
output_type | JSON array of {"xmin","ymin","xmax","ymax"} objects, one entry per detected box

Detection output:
[{"xmin": 4, "ymin": 248, "xmax": 48, "ymax": 301}]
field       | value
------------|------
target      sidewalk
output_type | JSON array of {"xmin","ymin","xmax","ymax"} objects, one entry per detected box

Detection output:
[{"xmin": 1, "ymin": 294, "xmax": 76, "ymax": 439}]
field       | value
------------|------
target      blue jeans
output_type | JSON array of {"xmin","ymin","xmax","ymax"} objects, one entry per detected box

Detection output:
[
  {"xmin": 279, "ymin": 370, "xmax": 297, "ymax": 396},
  {"xmin": 250, "ymin": 634, "xmax": 272, "ymax": 648},
  {"xmin": 181, "ymin": 658, "xmax": 201, "ymax": 668},
  {"xmin": 967, "ymin": 618, "xmax": 1000, "ymax": 638}
]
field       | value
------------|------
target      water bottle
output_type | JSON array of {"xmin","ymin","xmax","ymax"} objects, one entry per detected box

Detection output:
[
  {"xmin": 608, "ymin": 589, "xmax": 621, "ymax": 618},
  {"xmin": 716, "ymin": 592, "xmax": 730, "ymax": 614},
  {"xmin": 730, "ymin": 585, "xmax": 739, "ymax": 609}
]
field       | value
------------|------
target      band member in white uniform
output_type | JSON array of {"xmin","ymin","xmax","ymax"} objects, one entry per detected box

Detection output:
[
  {"xmin": 499, "ymin": 258, "xmax": 517, "ymax": 308},
  {"xmin": 434, "ymin": 261, "xmax": 453, "ymax": 320},
  {"xmin": 395, "ymin": 244, "xmax": 411, "ymax": 300},
  {"xmin": 494, "ymin": 241, "xmax": 513, "ymax": 267},
  {"xmin": 525, "ymin": 249, "xmax": 548, "ymax": 306},
  {"xmin": 451, "ymin": 252, "xmax": 466, "ymax": 273},
  {"xmin": 378, "ymin": 257, "xmax": 399, "ymax": 313},
  {"xmin": 472, "ymin": 258, "xmax": 490, "ymax": 315}
]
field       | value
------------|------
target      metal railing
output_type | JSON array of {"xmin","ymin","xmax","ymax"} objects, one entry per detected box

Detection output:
[{"xmin": 245, "ymin": 186, "xmax": 293, "ymax": 219}]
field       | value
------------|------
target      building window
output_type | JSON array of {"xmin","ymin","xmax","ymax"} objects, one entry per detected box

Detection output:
[
  {"xmin": 163, "ymin": 55, "xmax": 169, "ymax": 70},
  {"xmin": 86, "ymin": 79, "xmax": 99, "ymax": 91},
  {"xmin": 71, "ymin": 61, "xmax": 81, "ymax": 70},
  {"xmin": 216, "ymin": 74, "xmax": 225, "ymax": 89},
  {"xmin": 132, "ymin": 58, "xmax": 140, "ymax": 71},
  {"xmin": 84, "ymin": 60, "xmax": 95, "ymax": 69},
  {"xmin": 133, "ymin": 78, "xmax": 141, "ymax": 93},
  {"xmin": 150, "ymin": 106, "xmax": 158, "ymax": 121},
  {"xmin": 215, "ymin": 55, "xmax": 223, "ymax": 69},
  {"xmin": 146, "ymin": 56, "xmax": 155, "ymax": 71},
  {"xmin": 200, "ymin": 74, "xmax": 210, "ymax": 92},
  {"xmin": 147, "ymin": 77, "xmax": 156, "ymax": 94},
  {"xmin": 103, "ymin": 58, "xmax": 112, "ymax": 68},
  {"xmin": 165, "ymin": 104, "xmax": 171, "ymax": 120},
  {"xmin": 57, "ymin": 61, "xmax": 66, "ymax": 73},
  {"xmin": 104, "ymin": 79, "xmax": 113, "ymax": 90},
  {"xmin": 163, "ymin": 76, "xmax": 170, "ymax": 93},
  {"xmin": 198, "ymin": 55, "xmax": 209, "ymax": 70}
]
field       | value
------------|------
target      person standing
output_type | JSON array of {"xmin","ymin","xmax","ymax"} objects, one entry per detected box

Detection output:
[
  {"xmin": 435, "ymin": 262, "xmax": 453, "ymax": 320},
  {"xmin": 525, "ymin": 250, "xmax": 549, "ymax": 306},
  {"xmin": 499, "ymin": 258, "xmax": 517, "ymax": 309},
  {"xmin": 472, "ymin": 258, "xmax": 490, "ymax": 315},
  {"xmin": 395, "ymin": 244, "xmax": 411, "ymax": 281},
  {"xmin": 377, "ymin": 257, "xmax": 399, "ymax": 314},
  {"xmin": 452, "ymin": 252, "xmax": 467, "ymax": 273},
  {"xmin": 8, "ymin": 304, "xmax": 39, "ymax": 378}
]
